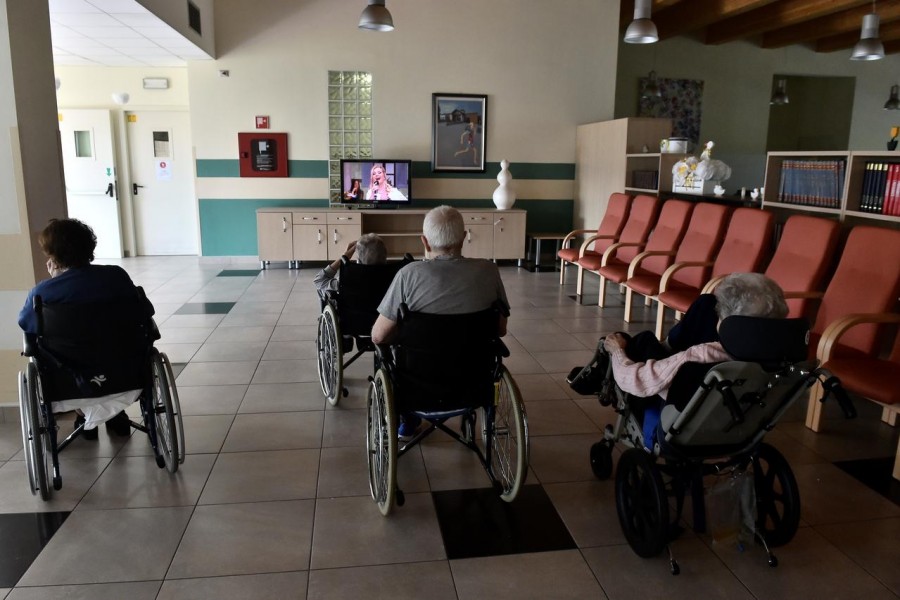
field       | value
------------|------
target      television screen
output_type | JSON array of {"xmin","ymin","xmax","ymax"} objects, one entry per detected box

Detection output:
[{"xmin": 340, "ymin": 159, "xmax": 411, "ymax": 206}]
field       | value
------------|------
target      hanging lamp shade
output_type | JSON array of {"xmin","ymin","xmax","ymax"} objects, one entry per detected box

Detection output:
[
  {"xmin": 770, "ymin": 79, "xmax": 789, "ymax": 106},
  {"xmin": 642, "ymin": 71, "xmax": 662, "ymax": 98},
  {"xmin": 359, "ymin": 0, "xmax": 394, "ymax": 31},
  {"xmin": 624, "ymin": 0, "xmax": 658, "ymax": 44},
  {"xmin": 850, "ymin": 12, "xmax": 884, "ymax": 61},
  {"xmin": 885, "ymin": 84, "xmax": 900, "ymax": 110}
]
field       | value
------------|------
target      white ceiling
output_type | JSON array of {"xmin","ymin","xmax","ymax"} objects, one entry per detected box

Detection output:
[{"xmin": 49, "ymin": 0, "xmax": 212, "ymax": 67}]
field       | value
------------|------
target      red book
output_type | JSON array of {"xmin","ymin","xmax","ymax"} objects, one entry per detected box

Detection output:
[{"xmin": 881, "ymin": 163, "xmax": 895, "ymax": 215}]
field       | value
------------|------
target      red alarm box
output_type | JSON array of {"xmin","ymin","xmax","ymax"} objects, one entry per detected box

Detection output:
[{"xmin": 238, "ymin": 132, "xmax": 288, "ymax": 177}]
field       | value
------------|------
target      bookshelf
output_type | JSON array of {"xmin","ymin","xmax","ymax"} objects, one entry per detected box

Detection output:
[{"xmin": 762, "ymin": 151, "xmax": 900, "ymax": 226}]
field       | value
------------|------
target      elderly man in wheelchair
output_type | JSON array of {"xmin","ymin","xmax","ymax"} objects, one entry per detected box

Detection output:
[
  {"xmin": 315, "ymin": 233, "xmax": 413, "ymax": 405},
  {"xmin": 366, "ymin": 206, "xmax": 528, "ymax": 516},
  {"xmin": 568, "ymin": 273, "xmax": 854, "ymax": 574},
  {"xmin": 17, "ymin": 218, "xmax": 183, "ymax": 500}
]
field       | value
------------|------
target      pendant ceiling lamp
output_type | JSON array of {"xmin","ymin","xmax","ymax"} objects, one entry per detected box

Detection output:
[
  {"xmin": 885, "ymin": 85, "xmax": 900, "ymax": 110},
  {"xmin": 624, "ymin": 0, "xmax": 658, "ymax": 44},
  {"xmin": 359, "ymin": 0, "xmax": 393, "ymax": 32},
  {"xmin": 770, "ymin": 79, "xmax": 789, "ymax": 106},
  {"xmin": 642, "ymin": 71, "xmax": 662, "ymax": 98},
  {"xmin": 850, "ymin": 2, "xmax": 884, "ymax": 61}
]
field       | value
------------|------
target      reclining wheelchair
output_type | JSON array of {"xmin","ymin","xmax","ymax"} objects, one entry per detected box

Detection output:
[
  {"xmin": 568, "ymin": 316, "xmax": 854, "ymax": 574},
  {"xmin": 367, "ymin": 303, "xmax": 529, "ymax": 516},
  {"xmin": 18, "ymin": 290, "xmax": 184, "ymax": 500},
  {"xmin": 317, "ymin": 256, "xmax": 412, "ymax": 405}
]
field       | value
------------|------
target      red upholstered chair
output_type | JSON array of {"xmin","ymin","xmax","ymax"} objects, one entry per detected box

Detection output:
[
  {"xmin": 558, "ymin": 193, "xmax": 631, "ymax": 285},
  {"xmin": 575, "ymin": 194, "xmax": 660, "ymax": 302},
  {"xmin": 592, "ymin": 199, "xmax": 693, "ymax": 312},
  {"xmin": 623, "ymin": 202, "xmax": 731, "ymax": 323},
  {"xmin": 805, "ymin": 226, "xmax": 900, "ymax": 437},
  {"xmin": 764, "ymin": 215, "xmax": 840, "ymax": 320},
  {"xmin": 654, "ymin": 207, "xmax": 774, "ymax": 338}
]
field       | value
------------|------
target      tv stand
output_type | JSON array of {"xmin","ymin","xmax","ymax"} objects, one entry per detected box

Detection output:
[{"xmin": 256, "ymin": 207, "xmax": 526, "ymax": 267}]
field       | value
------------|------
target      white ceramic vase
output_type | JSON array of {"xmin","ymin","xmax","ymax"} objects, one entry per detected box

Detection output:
[{"xmin": 492, "ymin": 159, "xmax": 516, "ymax": 210}]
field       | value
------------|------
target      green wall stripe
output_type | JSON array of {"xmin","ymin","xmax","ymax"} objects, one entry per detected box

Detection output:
[
  {"xmin": 196, "ymin": 160, "xmax": 329, "ymax": 178},
  {"xmin": 198, "ymin": 198, "xmax": 573, "ymax": 256},
  {"xmin": 197, "ymin": 159, "xmax": 574, "ymax": 181}
]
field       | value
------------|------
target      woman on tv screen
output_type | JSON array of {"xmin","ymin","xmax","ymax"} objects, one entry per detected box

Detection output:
[
  {"xmin": 365, "ymin": 163, "xmax": 407, "ymax": 201},
  {"xmin": 344, "ymin": 178, "xmax": 362, "ymax": 201}
]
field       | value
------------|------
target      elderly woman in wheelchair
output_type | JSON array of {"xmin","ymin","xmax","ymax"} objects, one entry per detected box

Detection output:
[
  {"xmin": 17, "ymin": 218, "xmax": 183, "ymax": 500},
  {"xmin": 569, "ymin": 273, "xmax": 854, "ymax": 574}
]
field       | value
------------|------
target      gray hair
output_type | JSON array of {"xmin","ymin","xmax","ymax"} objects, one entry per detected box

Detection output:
[
  {"xmin": 423, "ymin": 205, "xmax": 465, "ymax": 251},
  {"xmin": 356, "ymin": 233, "xmax": 387, "ymax": 265},
  {"xmin": 714, "ymin": 273, "xmax": 788, "ymax": 320}
]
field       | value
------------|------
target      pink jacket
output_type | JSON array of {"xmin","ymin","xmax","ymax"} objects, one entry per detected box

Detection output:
[{"xmin": 606, "ymin": 341, "xmax": 732, "ymax": 400}]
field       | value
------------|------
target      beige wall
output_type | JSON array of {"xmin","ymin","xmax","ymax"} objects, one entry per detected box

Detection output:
[
  {"xmin": 138, "ymin": 0, "xmax": 215, "ymax": 58},
  {"xmin": 616, "ymin": 37, "xmax": 900, "ymax": 190},
  {"xmin": 54, "ymin": 66, "xmax": 190, "ymax": 109},
  {"xmin": 188, "ymin": 0, "xmax": 618, "ymax": 163}
]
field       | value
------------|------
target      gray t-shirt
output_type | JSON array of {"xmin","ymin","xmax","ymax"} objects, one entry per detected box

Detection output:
[{"xmin": 377, "ymin": 255, "xmax": 509, "ymax": 319}]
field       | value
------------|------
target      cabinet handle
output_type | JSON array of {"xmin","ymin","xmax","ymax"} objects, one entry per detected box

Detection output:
[
  {"xmin": 467, "ymin": 228, "xmax": 472, "ymax": 243},
  {"xmin": 494, "ymin": 218, "xmax": 504, "ymax": 232},
  {"xmin": 282, "ymin": 217, "xmax": 288, "ymax": 232},
  {"xmin": 301, "ymin": 216, "xmax": 317, "ymax": 221},
  {"xmin": 317, "ymin": 229, "xmax": 322, "ymax": 244},
  {"xmin": 333, "ymin": 229, "xmax": 338, "ymax": 243},
  {"xmin": 336, "ymin": 216, "xmax": 352, "ymax": 221}
]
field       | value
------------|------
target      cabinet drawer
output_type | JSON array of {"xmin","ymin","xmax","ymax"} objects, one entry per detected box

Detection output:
[
  {"xmin": 459, "ymin": 212, "xmax": 493, "ymax": 224},
  {"xmin": 292, "ymin": 211, "xmax": 325, "ymax": 224},
  {"xmin": 327, "ymin": 212, "xmax": 360, "ymax": 225}
]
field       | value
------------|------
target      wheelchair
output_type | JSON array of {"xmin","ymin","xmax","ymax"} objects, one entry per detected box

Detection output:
[
  {"xmin": 18, "ymin": 290, "xmax": 184, "ymax": 500},
  {"xmin": 316, "ymin": 255, "xmax": 412, "ymax": 406},
  {"xmin": 567, "ymin": 316, "xmax": 855, "ymax": 574},
  {"xmin": 366, "ymin": 303, "xmax": 529, "ymax": 516}
]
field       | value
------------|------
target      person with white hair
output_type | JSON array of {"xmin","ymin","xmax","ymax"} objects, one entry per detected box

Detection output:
[{"xmin": 313, "ymin": 233, "xmax": 388, "ymax": 297}]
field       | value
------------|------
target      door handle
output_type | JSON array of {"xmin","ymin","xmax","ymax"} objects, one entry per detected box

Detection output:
[
  {"xmin": 105, "ymin": 183, "xmax": 114, "ymax": 197},
  {"xmin": 133, "ymin": 183, "xmax": 145, "ymax": 195}
]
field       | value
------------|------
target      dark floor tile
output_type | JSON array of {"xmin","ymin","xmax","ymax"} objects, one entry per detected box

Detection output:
[
  {"xmin": 833, "ymin": 456, "xmax": 900, "ymax": 506},
  {"xmin": 432, "ymin": 485, "xmax": 576, "ymax": 560},
  {"xmin": 217, "ymin": 270, "xmax": 261, "ymax": 277},
  {"xmin": 0, "ymin": 512, "xmax": 69, "ymax": 587},
  {"xmin": 174, "ymin": 302, "xmax": 236, "ymax": 315}
]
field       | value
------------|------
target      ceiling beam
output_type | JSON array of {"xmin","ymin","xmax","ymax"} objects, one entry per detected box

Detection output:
[
  {"xmin": 815, "ymin": 18, "xmax": 900, "ymax": 52},
  {"xmin": 763, "ymin": 3, "xmax": 900, "ymax": 48},
  {"xmin": 704, "ymin": 0, "xmax": 871, "ymax": 45},
  {"xmin": 653, "ymin": 0, "xmax": 777, "ymax": 39}
]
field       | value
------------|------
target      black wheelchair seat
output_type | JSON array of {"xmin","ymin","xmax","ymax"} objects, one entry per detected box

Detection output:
[{"xmin": 331, "ymin": 258, "xmax": 411, "ymax": 336}]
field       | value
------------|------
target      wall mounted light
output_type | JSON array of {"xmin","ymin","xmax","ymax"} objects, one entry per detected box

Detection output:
[
  {"xmin": 359, "ymin": 0, "xmax": 394, "ymax": 32},
  {"xmin": 624, "ymin": 0, "xmax": 658, "ymax": 44},
  {"xmin": 885, "ymin": 84, "xmax": 900, "ymax": 110},
  {"xmin": 642, "ymin": 70, "xmax": 662, "ymax": 99},
  {"xmin": 142, "ymin": 77, "xmax": 169, "ymax": 89},
  {"xmin": 770, "ymin": 79, "xmax": 789, "ymax": 106},
  {"xmin": 851, "ymin": 3, "xmax": 884, "ymax": 61},
  {"xmin": 111, "ymin": 92, "xmax": 130, "ymax": 105}
]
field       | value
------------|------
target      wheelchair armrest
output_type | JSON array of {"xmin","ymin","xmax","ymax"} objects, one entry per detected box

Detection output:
[
  {"xmin": 150, "ymin": 318, "xmax": 162, "ymax": 342},
  {"xmin": 495, "ymin": 338, "xmax": 511, "ymax": 358},
  {"xmin": 22, "ymin": 333, "xmax": 38, "ymax": 357}
]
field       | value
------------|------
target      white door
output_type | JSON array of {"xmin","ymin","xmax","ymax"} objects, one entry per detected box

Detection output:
[
  {"xmin": 126, "ymin": 111, "xmax": 199, "ymax": 255},
  {"xmin": 58, "ymin": 109, "xmax": 123, "ymax": 259}
]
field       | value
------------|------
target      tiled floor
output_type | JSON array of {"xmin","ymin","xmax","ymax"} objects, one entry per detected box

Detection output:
[{"xmin": 1, "ymin": 256, "xmax": 898, "ymax": 599}]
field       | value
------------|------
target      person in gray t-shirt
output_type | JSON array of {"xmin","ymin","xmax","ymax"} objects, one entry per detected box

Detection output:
[{"xmin": 372, "ymin": 205, "xmax": 509, "ymax": 345}]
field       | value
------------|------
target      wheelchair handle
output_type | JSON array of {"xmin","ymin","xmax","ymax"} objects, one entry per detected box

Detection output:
[{"xmin": 822, "ymin": 376, "xmax": 857, "ymax": 419}]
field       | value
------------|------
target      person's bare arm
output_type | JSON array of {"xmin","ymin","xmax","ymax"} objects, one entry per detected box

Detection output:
[{"xmin": 371, "ymin": 314, "xmax": 398, "ymax": 345}]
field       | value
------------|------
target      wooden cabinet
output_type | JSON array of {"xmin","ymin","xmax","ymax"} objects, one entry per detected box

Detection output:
[
  {"xmin": 762, "ymin": 151, "xmax": 900, "ymax": 227},
  {"xmin": 256, "ymin": 208, "xmax": 527, "ymax": 266},
  {"xmin": 575, "ymin": 117, "xmax": 672, "ymax": 230},
  {"xmin": 257, "ymin": 212, "xmax": 293, "ymax": 263}
]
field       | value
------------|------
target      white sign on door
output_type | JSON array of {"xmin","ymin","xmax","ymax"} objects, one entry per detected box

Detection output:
[{"xmin": 156, "ymin": 160, "xmax": 172, "ymax": 181}]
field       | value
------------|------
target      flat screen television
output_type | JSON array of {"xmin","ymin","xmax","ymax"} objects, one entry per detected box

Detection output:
[{"xmin": 340, "ymin": 159, "xmax": 412, "ymax": 207}]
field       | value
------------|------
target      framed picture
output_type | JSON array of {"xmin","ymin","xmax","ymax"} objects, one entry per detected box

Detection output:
[{"xmin": 431, "ymin": 93, "xmax": 487, "ymax": 172}]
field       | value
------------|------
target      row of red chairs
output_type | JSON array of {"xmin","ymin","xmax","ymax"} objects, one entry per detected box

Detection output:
[{"xmin": 558, "ymin": 193, "xmax": 900, "ymax": 479}]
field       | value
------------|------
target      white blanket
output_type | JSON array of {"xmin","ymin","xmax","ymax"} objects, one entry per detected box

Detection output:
[{"xmin": 52, "ymin": 390, "xmax": 141, "ymax": 429}]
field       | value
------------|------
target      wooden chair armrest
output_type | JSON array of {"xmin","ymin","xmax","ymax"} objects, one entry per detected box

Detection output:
[
  {"xmin": 626, "ymin": 250, "xmax": 676, "ymax": 278},
  {"xmin": 701, "ymin": 274, "xmax": 726, "ymax": 294},
  {"xmin": 817, "ymin": 312, "xmax": 900, "ymax": 362},
  {"xmin": 659, "ymin": 261, "xmax": 713, "ymax": 293},
  {"xmin": 782, "ymin": 290, "xmax": 824, "ymax": 300},
  {"xmin": 578, "ymin": 233, "xmax": 615, "ymax": 257},
  {"xmin": 562, "ymin": 229, "xmax": 593, "ymax": 248},
  {"xmin": 601, "ymin": 241, "xmax": 645, "ymax": 266}
]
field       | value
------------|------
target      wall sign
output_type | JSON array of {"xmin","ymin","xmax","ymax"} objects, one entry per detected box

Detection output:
[
  {"xmin": 238, "ymin": 132, "xmax": 288, "ymax": 177},
  {"xmin": 255, "ymin": 116, "xmax": 270, "ymax": 129}
]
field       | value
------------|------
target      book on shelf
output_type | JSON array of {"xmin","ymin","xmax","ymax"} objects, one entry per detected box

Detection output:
[
  {"xmin": 777, "ymin": 158, "xmax": 843, "ymax": 209},
  {"xmin": 631, "ymin": 169, "xmax": 658, "ymax": 190},
  {"xmin": 858, "ymin": 161, "xmax": 900, "ymax": 215}
]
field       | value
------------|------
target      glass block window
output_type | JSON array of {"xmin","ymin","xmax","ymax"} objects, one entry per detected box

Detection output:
[{"xmin": 328, "ymin": 70, "xmax": 373, "ymax": 204}]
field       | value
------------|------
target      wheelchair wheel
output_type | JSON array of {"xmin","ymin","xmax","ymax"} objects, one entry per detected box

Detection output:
[
  {"xmin": 317, "ymin": 304, "xmax": 343, "ymax": 406},
  {"xmin": 367, "ymin": 369, "xmax": 397, "ymax": 516},
  {"xmin": 590, "ymin": 440, "xmax": 614, "ymax": 480},
  {"xmin": 483, "ymin": 366, "xmax": 528, "ymax": 502},
  {"xmin": 616, "ymin": 448, "xmax": 669, "ymax": 558},
  {"xmin": 150, "ymin": 349, "xmax": 182, "ymax": 474},
  {"xmin": 752, "ymin": 442, "xmax": 800, "ymax": 547},
  {"xmin": 19, "ymin": 364, "xmax": 51, "ymax": 500}
]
